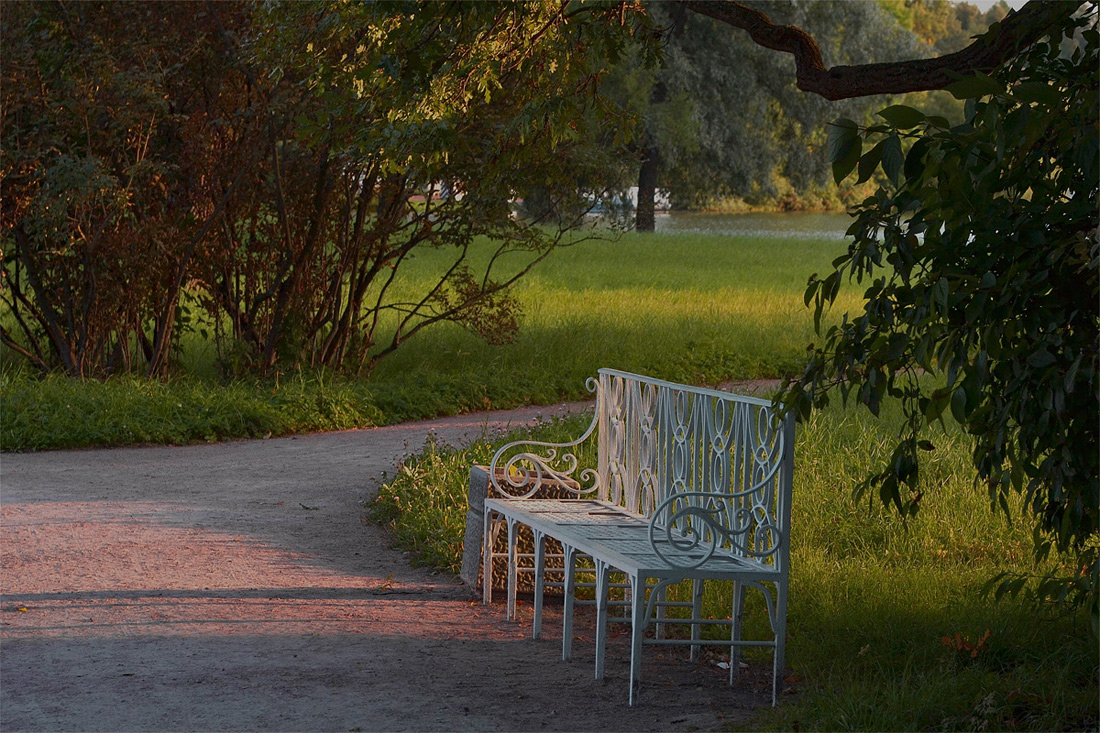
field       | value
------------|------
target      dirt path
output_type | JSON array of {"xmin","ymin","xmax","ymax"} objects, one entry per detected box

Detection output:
[{"xmin": 1, "ymin": 391, "xmax": 776, "ymax": 732}]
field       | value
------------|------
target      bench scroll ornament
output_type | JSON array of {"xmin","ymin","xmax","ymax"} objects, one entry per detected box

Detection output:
[{"xmin": 489, "ymin": 377, "xmax": 601, "ymax": 499}]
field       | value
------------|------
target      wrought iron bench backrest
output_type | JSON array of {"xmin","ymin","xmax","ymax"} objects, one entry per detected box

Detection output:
[
  {"xmin": 595, "ymin": 369, "xmax": 794, "ymax": 570},
  {"xmin": 488, "ymin": 368, "xmax": 794, "ymax": 572}
]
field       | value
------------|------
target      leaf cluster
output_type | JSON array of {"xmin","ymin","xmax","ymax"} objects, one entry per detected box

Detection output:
[
  {"xmin": 1, "ymin": 1, "xmax": 652, "ymax": 378},
  {"xmin": 786, "ymin": 6, "xmax": 1099, "ymax": 629}
]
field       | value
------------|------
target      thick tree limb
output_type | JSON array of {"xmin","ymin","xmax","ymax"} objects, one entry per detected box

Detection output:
[{"xmin": 678, "ymin": 0, "xmax": 1078, "ymax": 100}]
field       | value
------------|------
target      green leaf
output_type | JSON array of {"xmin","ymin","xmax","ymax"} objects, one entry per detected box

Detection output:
[
  {"xmin": 1064, "ymin": 354, "xmax": 1082, "ymax": 393},
  {"xmin": 881, "ymin": 134, "xmax": 904, "ymax": 185},
  {"xmin": 826, "ymin": 118, "xmax": 859, "ymax": 162},
  {"xmin": 832, "ymin": 150, "xmax": 861, "ymax": 185},
  {"xmin": 950, "ymin": 386, "xmax": 968, "ymax": 422},
  {"xmin": 945, "ymin": 73, "xmax": 1004, "ymax": 100},
  {"xmin": 904, "ymin": 138, "xmax": 931, "ymax": 181},
  {"xmin": 857, "ymin": 140, "xmax": 885, "ymax": 184},
  {"xmin": 932, "ymin": 277, "xmax": 949, "ymax": 308},
  {"xmin": 1012, "ymin": 81, "xmax": 1061, "ymax": 106},
  {"xmin": 1027, "ymin": 348, "xmax": 1057, "ymax": 368},
  {"xmin": 827, "ymin": 119, "xmax": 861, "ymax": 184},
  {"xmin": 877, "ymin": 105, "xmax": 925, "ymax": 129},
  {"xmin": 804, "ymin": 275, "xmax": 820, "ymax": 307},
  {"xmin": 924, "ymin": 390, "xmax": 950, "ymax": 421}
]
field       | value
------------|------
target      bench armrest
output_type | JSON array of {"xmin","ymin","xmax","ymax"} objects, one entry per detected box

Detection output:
[
  {"xmin": 488, "ymin": 378, "xmax": 601, "ymax": 499},
  {"xmin": 648, "ymin": 491, "xmax": 786, "ymax": 569}
]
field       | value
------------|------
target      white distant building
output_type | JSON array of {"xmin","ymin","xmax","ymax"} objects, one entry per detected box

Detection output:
[
  {"xmin": 624, "ymin": 186, "xmax": 671, "ymax": 211},
  {"xmin": 587, "ymin": 187, "xmax": 671, "ymax": 216}
]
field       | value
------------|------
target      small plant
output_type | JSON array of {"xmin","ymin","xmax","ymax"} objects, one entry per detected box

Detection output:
[{"xmin": 942, "ymin": 628, "xmax": 992, "ymax": 668}]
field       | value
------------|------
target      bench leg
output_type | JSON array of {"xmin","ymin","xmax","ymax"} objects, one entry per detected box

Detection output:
[
  {"xmin": 532, "ymin": 529, "xmax": 546, "ymax": 639},
  {"xmin": 772, "ymin": 580, "xmax": 788, "ymax": 707},
  {"xmin": 505, "ymin": 518, "xmax": 519, "ymax": 621},
  {"xmin": 690, "ymin": 578, "xmax": 705, "ymax": 662},
  {"xmin": 562, "ymin": 544, "xmax": 577, "ymax": 661},
  {"xmin": 653, "ymin": 583, "xmax": 667, "ymax": 640},
  {"xmin": 730, "ymin": 580, "xmax": 744, "ymax": 685},
  {"xmin": 594, "ymin": 559, "xmax": 611, "ymax": 680},
  {"xmin": 482, "ymin": 508, "xmax": 497, "ymax": 605},
  {"xmin": 628, "ymin": 572, "xmax": 646, "ymax": 706}
]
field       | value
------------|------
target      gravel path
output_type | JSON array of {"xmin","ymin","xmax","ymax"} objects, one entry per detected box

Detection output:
[{"xmin": 1, "ymin": 391, "xmax": 776, "ymax": 732}]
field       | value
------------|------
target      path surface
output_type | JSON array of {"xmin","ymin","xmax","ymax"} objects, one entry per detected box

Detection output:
[{"xmin": 2, "ymin": 392, "xmax": 776, "ymax": 732}]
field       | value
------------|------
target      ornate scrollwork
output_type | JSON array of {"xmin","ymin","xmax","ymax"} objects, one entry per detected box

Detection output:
[
  {"xmin": 648, "ymin": 490, "xmax": 786, "ymax": 568},
  {"xmin": 649, "ymin": 494, "xmax": 728, "ymax": 568},
  {"xmin": 488, "ymin": 378, "xmax": 602, "ymax": 499}
]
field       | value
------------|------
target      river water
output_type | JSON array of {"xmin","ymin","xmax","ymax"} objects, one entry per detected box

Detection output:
[{"xmin": 653, "ymin": 211, "xmax": 851, "ymax": 240}]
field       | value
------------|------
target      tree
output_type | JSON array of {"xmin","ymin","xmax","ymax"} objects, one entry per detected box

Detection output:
[
  {"xmin": 224, "ymin": 1, "xmax": 645, "ymax": 374},
  {"xmin": 1, "ymin": 1, "xmax": 648, "ymax": 376},
  {"xmin": 619, "ymin": 0, "xmax": 922, "ymax": 228},
  {"xmin": 779, "ymin": 6, "xmax": 1098, "ymax": 628},
  {"xmin": 0, "ymin": 2, "xmax": 243, "ymax": 377},
  {"xmin": 680, "ymin": 0, "xmax": 1077, "ymax": 99}
]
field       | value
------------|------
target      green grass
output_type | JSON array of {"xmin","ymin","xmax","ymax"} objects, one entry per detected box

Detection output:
[
  {"xmin": 5, "ymin": 226, "xmax": 1095, "ymax": 728},
  {"xmin": 2, "ymin": 231, "xmax": 858, "ymax": 450},
  {"xmin": 372, "ymin": 230, "xmax": 849, "ymax": 390},
  {"xmin": 370, "ymin": 401, "xmax": 1099, "ymax": 732}
]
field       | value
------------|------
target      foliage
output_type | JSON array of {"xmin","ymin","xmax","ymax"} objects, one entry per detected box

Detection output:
[
  {"xmin": 1, "ymin": 1, "xmax": 648, "ymax": 378},
  {"xmin": 605, "ymin": 0, "xmax": 923, "ymax": 218},
  {"xmin": 201, "ymin": 1, "xmax": 647, "ymax": 374},
  {"xmin": 788, "ymin": 7, "xmax": 1099, "ymax": 630},
  {"xmin": 880, "ymin": 0, "xmax": 1010, "ymax": 55},
  {"xmin": 2, "ymin": 228, "xmax": 850, "ymax": 450},
  {"xmin": 0, "ymin": 2, "xmax": 236, "ymax": 377}
]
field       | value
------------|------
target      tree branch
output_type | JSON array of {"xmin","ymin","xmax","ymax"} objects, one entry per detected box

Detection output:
[{"xmin": 678, "ymin": 0, "xmax": 1078, "ymax": 100}]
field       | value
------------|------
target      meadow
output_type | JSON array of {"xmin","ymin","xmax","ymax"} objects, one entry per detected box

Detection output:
[
  {"xmin": 372, "ymin": 403, "xmax": 1098, "ymax": 731},
  {"xmin": 4, "ymin": 228, "xmax": 1095, "ymax": 730},
  {"xmin": 2, "ymin": 229, "xmax": 854, "ymax": 450}
]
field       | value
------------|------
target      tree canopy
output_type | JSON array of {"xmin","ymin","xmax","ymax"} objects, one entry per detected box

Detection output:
[
  {"xmin": 608, "ymin": 0, "xmax": 923, "ymax": 224},
  {"xmin": 680, "ymin": 0, "xmax": 1079, "ymax": 99},
  {"xmin": 780, "ymin": 4, "xmax": 1098, "ymax": 629},
  {"xmin": 1, "ymin": 1, "xmax": 649, "ymax": 377}
]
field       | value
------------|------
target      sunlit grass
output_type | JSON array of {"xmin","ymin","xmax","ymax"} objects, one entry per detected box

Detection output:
[
  {"xmin": 2, "ymin": 230, "xmax": 857, "ymax": 450},
  {"xmin": 372, "ymin": 399, "xmax": 1098, "ymax": 732},
  {"xmin": 372, "ymin": 230, "xmax": 857, "ymax": 399}
]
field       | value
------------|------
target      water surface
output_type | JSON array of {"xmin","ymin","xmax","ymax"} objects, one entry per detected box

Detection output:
[{"xmin": 654, "ymin": 211, "xmax": 850, "ymax": 240}]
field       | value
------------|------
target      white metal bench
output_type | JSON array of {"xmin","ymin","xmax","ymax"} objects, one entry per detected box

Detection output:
[{"xmin": 481, "ymin": 368, "xmax": 795, "ymax": 706}]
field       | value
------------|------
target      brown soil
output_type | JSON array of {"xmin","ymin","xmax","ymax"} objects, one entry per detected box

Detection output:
[{"xmin": 2, "ymin": 387, "xmax": 780, "ymax": 732}]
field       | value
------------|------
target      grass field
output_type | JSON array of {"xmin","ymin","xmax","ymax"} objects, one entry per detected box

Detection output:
[
  {"xmin": 371, "ymin": 403, "xmax": 1098, "ymax": 732},
  {"xmin": 4, "ymin": 227, "xmax": 1096, "ymax": 729},
  {"xmin": 2, "ymin": 230, "xmax": 858, "ymax": 450}
]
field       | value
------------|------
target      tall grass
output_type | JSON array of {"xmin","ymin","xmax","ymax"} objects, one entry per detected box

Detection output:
[
  {"xmin": 371, "ymin": 400, "xmax": 1098, "ymax": 732},
  {"xmin": 2, "ymin": 231, "xmax": 857, "ymax": 450}
]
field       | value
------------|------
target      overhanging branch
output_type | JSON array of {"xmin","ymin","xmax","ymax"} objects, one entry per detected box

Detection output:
[{"xmin": 678, "ymin": 0, "xmax": 1078, "ymax": 100}]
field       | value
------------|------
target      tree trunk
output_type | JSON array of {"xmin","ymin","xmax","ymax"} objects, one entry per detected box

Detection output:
[{"xmin": 635, "ymin": 144, "xmax": 659, "ymax": 232}]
